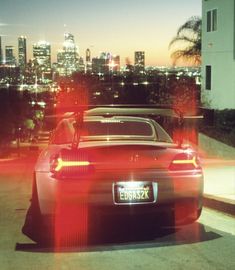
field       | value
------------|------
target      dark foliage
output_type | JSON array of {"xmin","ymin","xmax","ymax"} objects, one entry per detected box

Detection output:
[
  {"xmin": 200, "ymin": 109, "xmax": 235, "ymax": 148},
  {"xmin": 0, "ymin": 87, "xmax": 33, "ymax": 155}
]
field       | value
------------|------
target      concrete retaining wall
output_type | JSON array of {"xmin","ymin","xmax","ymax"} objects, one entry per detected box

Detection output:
[{"xmin": 199, "ymin": 133, "xmax": 235, "ymax": 159}]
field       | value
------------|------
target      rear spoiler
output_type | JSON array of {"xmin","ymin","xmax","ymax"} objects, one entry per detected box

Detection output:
[{"xmin": 49, "ymin": 104, "xmax": 203, "ymax": 120}]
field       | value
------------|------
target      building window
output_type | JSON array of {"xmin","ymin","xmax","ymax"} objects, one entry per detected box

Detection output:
[
  {"xmin": 205, "ymin": 65, "xmax": 211, "ymax": 90},
  {"xmin": 207, "ymin": 9, "xmax": 217, "ymax": 32}
]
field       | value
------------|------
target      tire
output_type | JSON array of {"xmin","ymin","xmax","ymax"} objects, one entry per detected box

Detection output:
[
  {"xmin": 165, "ymin": 201, "xmax": 202, "ymax": 227},
  {"xmin": 177, "ymin": 205, "xmax": 202, "ymax": 226},
  {"xmin": 22, "ymin": 174, "xmax": 44, "ymax": 243},
  {"xmin": 22, "ymin": 175, "xmax": 82, "ymax": 246}
]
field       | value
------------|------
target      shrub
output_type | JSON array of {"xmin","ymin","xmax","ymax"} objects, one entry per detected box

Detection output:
[{"xmin": 200, "ymin": 109, "xmax": 235, "ymax": 148}]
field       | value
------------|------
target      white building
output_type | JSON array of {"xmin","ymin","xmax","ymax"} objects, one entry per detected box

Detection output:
[{"xmin": 201, "ymin": 0, "xmax": 235, "ymax": 109}]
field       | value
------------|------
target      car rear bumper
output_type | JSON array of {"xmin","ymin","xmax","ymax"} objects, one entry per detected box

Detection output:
[{"xmin": 36, "ymin": 170, "xmax": 203, "ymax": 223}]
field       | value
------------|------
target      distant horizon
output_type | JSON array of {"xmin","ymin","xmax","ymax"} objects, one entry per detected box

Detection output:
[{"xmin": 0, "ymin": 0, "xmax": 201, "ymax": 66}]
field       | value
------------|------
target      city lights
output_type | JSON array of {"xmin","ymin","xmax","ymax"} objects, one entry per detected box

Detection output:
[{"xmin": 0, "ymin": 31, "xmax": 201, "ymax": 94}]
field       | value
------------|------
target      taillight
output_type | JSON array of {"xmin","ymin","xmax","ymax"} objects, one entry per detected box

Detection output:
[
  {"xmin": 169, "ymin": 152, "xmax": 201, "ymax": 171},
  {"xmin": 53, "ymin": 158, "xmax": 90, "ymax": 172},
  {"xmin": 50, "ymin": 148, "xmax": 92, "ymax": 178}
]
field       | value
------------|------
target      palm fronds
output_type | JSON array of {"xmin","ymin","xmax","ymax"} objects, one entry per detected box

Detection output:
[{"xmin": 169, "ymin": 16, "xmax": 201, "ymax": 65}]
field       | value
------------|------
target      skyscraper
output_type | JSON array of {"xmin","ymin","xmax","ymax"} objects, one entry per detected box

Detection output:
[
  {"xmin": 33, "ymin": 41, "xmax": 51, "ymax": 82},
  {"xmin": 85, "ymin": 48, "xmax": 92, "ymax": 73},
  {"xmin": 86, "ymin": 48, "xmax": 91, "ymax": 62},
  {"xmin": 92, "ymin": 57, "xmax": 106, "ymax": 75},
  {"xmin": 33, "ymin": 41, "xmax": 51, "ymax": 69},
  {"xmin": 99, "ymin": 52, "xmax": 111, "ymax": 74},
  {"xmin": 5, "ymin": 46, "xmax": 16, "ymax": 66},
  {"xmin": 56, "ymin": 33, "xmax": 80, "ymax": 76},
  {"xmin": 112, "ymin": 55, "xmax": 120, "ymax": 73},
  {"xmin": 18, "ymin": 36, "xmax": 27, "ymax": 71},
  {"xmin": 134, "ymin": 51, "xmax": 145, "ymax": 74},
  {"xmin": 64, "ymin": 32, "xmax": 75, "ymax": 44}
]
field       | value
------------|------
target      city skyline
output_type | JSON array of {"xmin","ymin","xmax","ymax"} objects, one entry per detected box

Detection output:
[{"xmin": 0, "ymin": 0, "xmax": 201, "ymax": 66}]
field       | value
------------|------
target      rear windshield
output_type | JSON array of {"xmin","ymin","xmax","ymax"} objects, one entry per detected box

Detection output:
[
  {"xmin": 80, "ymin": 119, "xmax": 154, "ymax": 137},
  {"xmin": 51, "ymin": 118, "xmax": 157, "ymax": 144}
]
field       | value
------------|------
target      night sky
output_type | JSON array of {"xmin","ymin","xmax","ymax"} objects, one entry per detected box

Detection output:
[{"xmin": 0, "ymin": 0, "xmax": 201, "ymax": 66}]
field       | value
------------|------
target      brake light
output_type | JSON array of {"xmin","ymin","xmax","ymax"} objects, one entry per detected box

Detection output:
[
  {"xmin": 54, "ymin": 158, "xmax": 90, "ymax": 172},
  {"xmin": 50, "ymin": 148, "xmax": 92, "ymax": 178},
  {"xmin": 169, "ymin": 152, "xmax": 201, "ymax": 171}
]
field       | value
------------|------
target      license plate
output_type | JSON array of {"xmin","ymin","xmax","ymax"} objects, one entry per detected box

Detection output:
[{"xmin": 114, "ymin": 182, "xmax": 154, "ymax": 204}]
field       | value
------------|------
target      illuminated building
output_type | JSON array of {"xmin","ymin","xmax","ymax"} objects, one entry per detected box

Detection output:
[
  {"xmin": 56, "ymin": 33, "xmax": 80, "ymax": 76},
  {"xmin": 92, "ymin": 52, "xmax": 119, "ymax": 75},
  {"xmin": 5, "ymin": 46, "xmax": 16, "ymax": 66},
  {"xmin": 33, "ymin": 41, "xmax": 51, "ymax": 82},
  {"xmin": 111, "ymin": 55, "xmax": 120, "ymax": 73},
  {"xmin": 33, "ymin": 41, "xmax": 51, "ymax": 69},
  {"xmin": 18, "ymin": 36, "xmax": 27, "ymax": 71},
  {"xmin": 78, "ymin": 57, "xmax": 85, "ymax": 73},
  {"xmin": 85, "ymin": 48, "xmax": 92, "ymax": 73},
  {"xmin": 92, "ymin": 57, "xmax": 106, "ymax": 75},
  {"xmin": 202, "ymin": 0, "xmax": 235, "ymax": 109},
  {"xmin": 134, "ymin": 51, "xmax": 145, "ymax": 74},
  {"xmin": 124, "ymin": 57, "xmax": 134, "ymax": 74}
]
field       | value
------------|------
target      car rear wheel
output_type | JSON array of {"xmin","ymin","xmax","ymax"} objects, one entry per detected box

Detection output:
[
  {"xmin": 167, "ymin": 200, "xmax": 202, "ymax": 227},
  {"xmin": 22, "ymin": 174, "xmax": 48, "ymax": 244}
]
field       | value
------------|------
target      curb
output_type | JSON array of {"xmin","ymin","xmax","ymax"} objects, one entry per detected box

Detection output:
[{"xmin": 203, "ymin": 194, "xmax": 235, "ymax": 216}]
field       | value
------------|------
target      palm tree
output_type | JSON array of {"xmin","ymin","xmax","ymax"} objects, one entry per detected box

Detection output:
[{"xmin": 169, "ymin": 16, "xmax": 201, "ymax": 66}]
